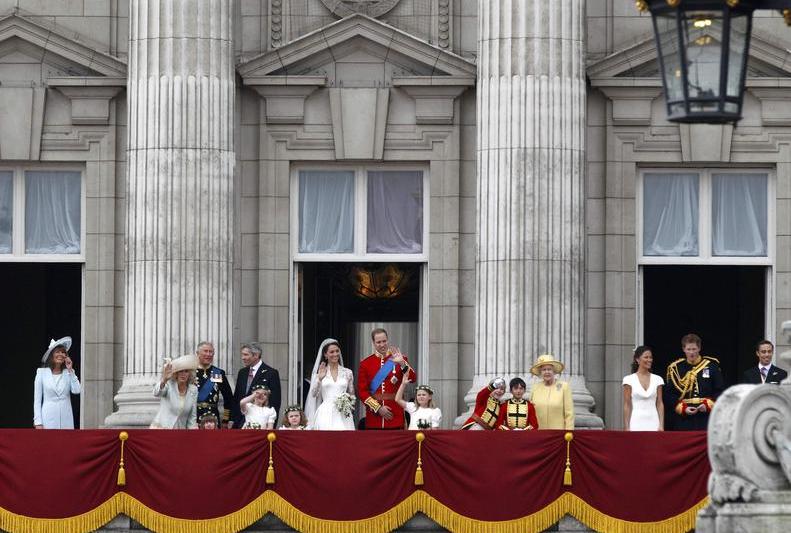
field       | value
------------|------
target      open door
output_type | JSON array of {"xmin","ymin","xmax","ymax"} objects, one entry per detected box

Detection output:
[
  {"xmin": 1, "ymin": 263, "xmax": 82, "ymax": 428},
  {"xmin": 643, "ymin": 265, "xmax": 765, "ymax": 429}
]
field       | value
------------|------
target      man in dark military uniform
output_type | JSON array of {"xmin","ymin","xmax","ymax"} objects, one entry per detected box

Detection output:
[
  {"xmin": 505, "ymin": 377, "xmax": 538, "ymax": 430},
  {"xmin": 665, "ymin": 333, "xmax": 725, "ymax": 431},
  {"xmin": 194, "ymin": 341, "xmax": 235, "ymax": 428}
]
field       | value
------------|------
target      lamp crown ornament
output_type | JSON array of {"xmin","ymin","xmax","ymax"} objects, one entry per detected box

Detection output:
[{"xmin": 637, "ymin": 0, "xmax": 791, "ymax": 123}]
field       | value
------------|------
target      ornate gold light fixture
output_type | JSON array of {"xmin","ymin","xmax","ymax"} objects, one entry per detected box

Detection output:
[{"xmin": 350, "ymin": 264, "xmax": 411, "ymax": 299}]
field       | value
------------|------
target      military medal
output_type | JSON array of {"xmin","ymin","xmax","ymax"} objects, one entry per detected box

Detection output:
[
  {"xmin": 210, "ymin": 371, "xmax": 222, "ymax": 383},
  {"xmin": 702, "ymin": 368, "xmax": 710, "ymax": 378},
  {"xmin": 390, "ymin": 375, "xmax": 398, "ymax": 385}
]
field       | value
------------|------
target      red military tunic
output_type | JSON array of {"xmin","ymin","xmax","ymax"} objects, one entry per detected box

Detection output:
[
  {"xmin": 461, "ymin": 385, "xmax": 507, "ymax": 430},
  {"xmin": 504, "ymin": 398, "xmax": 539, "ymax": 430},
  {"xmin": 358, "ymin": 352, "xmax": 417, "ymax": 429}
]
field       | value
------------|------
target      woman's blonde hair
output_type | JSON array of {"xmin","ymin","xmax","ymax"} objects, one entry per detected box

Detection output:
[
  {"xmin": 171, "ymin": 369, "xmax": 196, "ymax": 383},
  {"xmin": 415, "ymin": 386, "xmax": 435, "ymax": 409}
]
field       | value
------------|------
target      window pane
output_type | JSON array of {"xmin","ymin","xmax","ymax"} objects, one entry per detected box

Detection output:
[
  {"xmin": 367, "ymin": 171, "xmax": 423, "ymax": 253},
  {"xmin": 298, "ymin": 170, "xmax": 354, "ymax": 253},
  {"xmin": 643, "ymin": 173, "xmax": 699, "ymax": 256},
  {"xmin": 0, "ymin": 171, "xmax": 11, "ymax": 253},
  {"xmin": 712, "ymin": 173, "xmax": 767, "ymax": 256},
  {"xmin": 25, "ymin": 171, "xmax": 81, "ymax": 254}
]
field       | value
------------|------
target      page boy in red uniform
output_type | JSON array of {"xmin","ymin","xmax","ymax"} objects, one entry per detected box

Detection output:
[{"xmin": 461, "ymin": 378, "xmax": 507, "ymax": 430}]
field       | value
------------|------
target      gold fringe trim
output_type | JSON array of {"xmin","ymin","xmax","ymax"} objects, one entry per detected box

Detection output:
[
  {"xmin": 0, "ymin": 493, "xmax": 124, "ymax": 533},
  {"xmin": 0, "ymin": 490, "xmax": 710, "ymax": 533}
]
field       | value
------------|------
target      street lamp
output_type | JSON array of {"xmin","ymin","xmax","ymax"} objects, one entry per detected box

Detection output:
[{"xmin": 637, "ymin": 0, "xmax": 791, "ymax": 123}]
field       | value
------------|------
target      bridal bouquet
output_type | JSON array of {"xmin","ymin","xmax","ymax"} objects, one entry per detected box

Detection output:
[
  {"xmin": 334, "ymin": 393, "xmax": 355, "ymax": 418},
  {"xmin": 242, "ymin": 422, "xmax": 262, "ymax": 430}
]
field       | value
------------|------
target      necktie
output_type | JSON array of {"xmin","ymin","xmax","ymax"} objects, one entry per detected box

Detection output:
[
  {"xmin": 246, "ymin": 367, "xmax": 256, "ymax": 392},
  {"xmin": 760, "ymin": 367, "xmax": 768, "ymax": 382}
]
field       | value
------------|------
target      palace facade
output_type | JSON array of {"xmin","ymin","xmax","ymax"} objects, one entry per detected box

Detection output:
[{"xmin": 2, "ymin": 0, "xmax": 790, "ymax": 430}]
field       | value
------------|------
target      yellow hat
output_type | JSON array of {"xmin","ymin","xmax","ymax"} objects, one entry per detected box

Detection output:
[{"xmin": 530, "ymin": 354, "xmax": 564, "ymax": 376}]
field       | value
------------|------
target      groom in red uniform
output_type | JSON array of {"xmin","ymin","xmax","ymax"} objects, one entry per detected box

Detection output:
[{"xmin": 358, "ymin": 328, "xmax": 417, "ymax": 429}]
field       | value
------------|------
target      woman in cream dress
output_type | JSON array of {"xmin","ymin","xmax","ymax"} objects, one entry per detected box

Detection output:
[{"xmin": 34, "ymin": 337, "xmax": 81, "ymax": 429}]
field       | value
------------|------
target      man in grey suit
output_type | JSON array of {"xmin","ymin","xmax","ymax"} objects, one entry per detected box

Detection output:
[
  {"xmin": 742, "ymin": 340, "xmax": 788, "ymax": 385},
  {"xmin": 231, "ymin": 344, "xmax": 281, "ymax": 428}
]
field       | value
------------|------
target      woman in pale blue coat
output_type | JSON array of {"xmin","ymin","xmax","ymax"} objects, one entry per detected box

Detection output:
[
  {"xmin": 150, "ymin": 354, "xmax": 199, "ymax": 429},
  {"xmin": 34, "ymin": 337, "xmax": 81, "ymax": 429}
]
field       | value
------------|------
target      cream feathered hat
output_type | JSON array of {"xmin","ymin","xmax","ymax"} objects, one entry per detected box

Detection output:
[
  {"xmin": 168, "ymin": 354, "xmax": 199, "ymax": 373},
  {"xmin": 41, "ymin": 336, "xmax": 72, "ymax": 364}
]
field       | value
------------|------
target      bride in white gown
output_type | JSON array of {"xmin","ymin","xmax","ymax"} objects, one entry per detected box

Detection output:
[{"xmin": 305, "ymin": 338, "xmax": 356, "ymax": 430}]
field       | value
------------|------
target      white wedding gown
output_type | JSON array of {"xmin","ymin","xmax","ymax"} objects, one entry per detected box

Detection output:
[{"xmin": 309, "ymin": 367, "xmax": 356, "ymax": 431}]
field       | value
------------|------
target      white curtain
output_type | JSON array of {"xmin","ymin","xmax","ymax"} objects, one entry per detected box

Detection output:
[
  {"xmin": 367, "ymin": 171, "xmax": 423, "ymax": 253},
  {"xmin": 25, "ymin": 171, "xmax": 81, "ymax": 254},
  {"xmin": 0, "ymin": 171, "xmax": 12, "ymax": 253},
  {"xmin": 712, "ymin": 173, "xmax": 767, "ymax": 256},
  {"xmin": 298, "ymin": 170, "xmax": 355, "ymax": 253},
  {"xmin": 643, "ymin": 173, "xmax": 699, "ymax": 256}
]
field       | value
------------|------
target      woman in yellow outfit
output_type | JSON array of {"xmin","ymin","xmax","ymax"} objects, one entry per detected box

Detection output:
[{"xmin": 529, "ymin": 354, "xmax": 574, "ymax": 430}]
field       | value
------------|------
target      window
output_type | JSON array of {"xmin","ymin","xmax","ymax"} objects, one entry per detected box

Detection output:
[
  {"xmin": 294, "ymin": 166, "xmax": 427, "ymax": 261},
  {"xmin": 639, "ymin": 169, "xmax": 771, "ymax": 264},
  {"xmin": 0, "ymin": 167, "xmax": 83, "ymax": 259}
]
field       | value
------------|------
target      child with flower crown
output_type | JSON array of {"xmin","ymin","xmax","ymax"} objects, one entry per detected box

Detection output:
[
  {"xmin": 198, "ymin": 413, "xmax": 219, "ymax": 430},
  {"xmin": 279, "ymin": 405, "xmax": 307, "ymax": 430},
  {"xmin": 240, "ymin": 384, "xmax": 276, "ymax": 429},
  {"xmin": 395, "ymin": 377, "xmax": 442, "ymax": 430}
]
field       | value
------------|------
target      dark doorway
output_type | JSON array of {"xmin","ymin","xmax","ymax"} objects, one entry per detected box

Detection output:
[
  {"xmin": 643, "ymin": 265, "xmax": 765, "ymax": 428},
  {"xmin": 0, "ymin": 263, "xmax": 82, "ymax": 428},
  {"xmin": 298, "ymin": 262, "xmax": 421, "ymax": 406}
]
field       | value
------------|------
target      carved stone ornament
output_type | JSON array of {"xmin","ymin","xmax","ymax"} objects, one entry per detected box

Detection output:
[
  {"xmin": 697, "ymin": 322, "xmax": 791, "ymax": 532},
  {"xmin": 320, "ymin": 0, "xmax": 401, "ymax": 18}
]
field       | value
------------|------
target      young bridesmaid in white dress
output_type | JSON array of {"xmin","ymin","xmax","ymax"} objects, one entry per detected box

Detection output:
[
  {"xmin": 395, "ymin": 377, "xmax": 442, "ymax": 430},
  {"xmin": 622, "ymin": 346, "xmax": 665, "ymax": 431},
  {"xmin": 241, "ymin": 385, "xmax": 277, "ymax": 429}
]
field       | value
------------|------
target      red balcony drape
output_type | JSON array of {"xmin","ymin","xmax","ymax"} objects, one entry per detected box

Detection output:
[{"xmin": 0, "ymin": 429, "xmax": 709, "ymax": 533}]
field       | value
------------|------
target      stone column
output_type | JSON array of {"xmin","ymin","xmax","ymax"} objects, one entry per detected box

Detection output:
[
  {"xmin": 106, "ymin": 0, "xmax": 234, "ymax": 426},
  {"xmin": 466, "ymin": 0, "xmax": 602, "ymax": 427}
]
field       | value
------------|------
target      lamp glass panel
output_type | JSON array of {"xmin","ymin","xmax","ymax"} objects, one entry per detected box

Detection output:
[
  {"xmin": 655, "ymin": 14, "xmax": 685, "ymax": 103},
  {"xmin": 682, "ymin": 10, "xmax": 723, "ymax": 109},
  {"xmin": 726, "ymin": 13, "xmax": 749, "ymax": 98}
]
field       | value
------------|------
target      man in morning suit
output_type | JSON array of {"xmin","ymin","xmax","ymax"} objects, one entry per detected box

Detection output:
[
  {"xmin": 231, "ymin": 343, "xmax": 281, "ymax": 428},
  {"xmin": 194, "ymin": 341, "xmax": 235, "ymax": 428},
  {"xmin": 358, "ymin": 328, "xmax": 417, "ymax": 429},
  {"xmin": 742, "ymin": 340, "xmax": 788, "ymax": 385}
]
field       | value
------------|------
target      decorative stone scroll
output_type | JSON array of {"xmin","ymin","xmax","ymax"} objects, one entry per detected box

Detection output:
[{"xmin": 697, "ymin": 322, "xmax": 791, "ymax": 532}]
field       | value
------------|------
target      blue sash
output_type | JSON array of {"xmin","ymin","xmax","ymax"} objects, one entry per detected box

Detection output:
[
  {"xmin": 197, "ymin": 367, "xmax": 217, "ymax": 402},
  {"xmin": 369, "ymin": 359, "xmax": 396, "ymax": 395}
]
